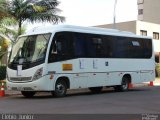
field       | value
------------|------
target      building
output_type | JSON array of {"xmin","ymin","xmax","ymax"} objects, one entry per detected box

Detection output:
[
  {"xmin": 96, "ymin": 20, "xmax": 160, "ymax": 62},
  {"xmin": 138, "ymin": 0, "xmax": 160, "ymax": 24}
]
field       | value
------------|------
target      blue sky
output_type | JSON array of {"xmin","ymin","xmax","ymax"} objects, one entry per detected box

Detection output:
[{"xmin": 27, "ymin": 0, "xmax": 137, "ymax": 29}]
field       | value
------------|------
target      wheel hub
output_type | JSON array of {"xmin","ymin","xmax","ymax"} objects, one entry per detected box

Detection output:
[{"xmin": 56, "ymin": 84, "xmax": 65, "ymax": 93}]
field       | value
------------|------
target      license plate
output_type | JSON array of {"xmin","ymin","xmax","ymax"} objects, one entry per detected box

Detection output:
[{"xmin": 17, "ymin": 87, "xmax": 24, "ymax": 91}]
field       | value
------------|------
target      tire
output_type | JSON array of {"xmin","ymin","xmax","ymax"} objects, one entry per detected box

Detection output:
[
  {"xmin": 89, "ymin": 87, "xmax": 103, "ymax": 93},
  {"xmin": 53, "ymin": 80, "xmax": 67, "ymax": 97},
  {"xmin": 114, "ymin": 77, "xmax": 129, "ymax": 92},
  {"xmin": 21, "ymin": 91, "xmax": 36, "ymax": 98}
]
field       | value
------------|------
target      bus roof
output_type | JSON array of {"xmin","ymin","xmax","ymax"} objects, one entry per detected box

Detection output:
[{"xmin": 25, "ymin": 25, "xmax": 151, "ymax": 39}]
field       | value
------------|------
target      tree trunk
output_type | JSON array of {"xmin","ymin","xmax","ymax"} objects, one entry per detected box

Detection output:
[
  {"xmin": 18, "ymin": 19, "xmax": 22, "ymax": 35},
  {"xmin": 159, "ymin": 52, "xmax": 160, "ymax": 63}
]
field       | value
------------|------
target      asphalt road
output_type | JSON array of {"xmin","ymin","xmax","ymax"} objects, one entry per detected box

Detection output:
[{"xmin": 0, "ymin": 86, "xmax": 160, "ymax": 120}]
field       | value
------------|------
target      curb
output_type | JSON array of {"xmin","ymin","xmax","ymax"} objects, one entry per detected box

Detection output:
[{"xmin": 143, "ymin": 79, "xmax": 160, "ymax": 86}]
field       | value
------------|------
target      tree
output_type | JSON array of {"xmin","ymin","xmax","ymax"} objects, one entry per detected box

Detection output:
[
  {"xmin": 0, "ymin": 0, "xmax": 64, "ymax": 64},
  {"xmin": 0, "ymin": 17, "xmax": 18, "ymax": 42},
  {"xmin": 6, "ymin": 0, "xmax": 65, "ymax": 35},
  {"xmin": 0, "ymin": 0, "xmax": 8, "ymax": 18},
  {"xmin": 0, "ymin": 0, "xmax": 13, "ymax": 19},
  {"xmin": 0, "ymin": 0, "xmax": 19, "ymax": 43},
  {"xmin": 0, "ymin": 35, "xmax": 10, "ymax": 64},
  {"xmin": 0, "ymin": 17, "xmax": 26, "ymax": 44}
]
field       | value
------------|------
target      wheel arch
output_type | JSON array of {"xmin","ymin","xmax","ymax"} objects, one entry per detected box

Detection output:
[{"xmin": 122, "ymin": 74, "xmax": 132, "ymax": 83}]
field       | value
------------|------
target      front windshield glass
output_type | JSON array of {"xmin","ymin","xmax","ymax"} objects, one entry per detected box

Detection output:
[{"xmin": 9, "ymin": 33, "xmax": 51, "ymax": 64}]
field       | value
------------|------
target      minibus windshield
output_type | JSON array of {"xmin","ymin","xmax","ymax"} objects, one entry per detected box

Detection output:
[{"xmin": 8, "ymin": 33, "xmax": 51, "ymax": 65}]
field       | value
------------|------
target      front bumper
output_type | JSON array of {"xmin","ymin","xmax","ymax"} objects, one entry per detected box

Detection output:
[{"xmin": 7, "ymin": 75, "xmax": 54, "ymax": 91}]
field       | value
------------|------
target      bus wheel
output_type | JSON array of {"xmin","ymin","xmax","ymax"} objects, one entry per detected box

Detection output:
[
  {"xmin": 54, "ymin": 80, "xmax": 67, "ymax": 97},
  {"xmin": 114, "ymin": 77, "xmax": 129, "ymax": 92},
  {"xmin": 21, "ymin": 91, "xmax": 36, "ymax": 98},
  {"xmin": 89, "ymin": 87, "xmax": 103, "ymax": 93}
]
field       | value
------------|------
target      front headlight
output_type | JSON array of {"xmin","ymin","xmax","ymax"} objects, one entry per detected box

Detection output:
[{"xmin": 32, "ymin": 68, "xmax": 43, "ymax": 81}]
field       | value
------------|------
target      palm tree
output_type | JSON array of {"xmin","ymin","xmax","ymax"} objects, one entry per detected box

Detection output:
[
  {"xmin": 0, "ymin": 0, "xmax": 12, "ymax": 19},
  {"xmin": 0, "ymin": 0, "xmax": 19, "ymax": 42},
  {"xmin": 0, "ymin": 17, "xmax": 25, "ymax": 43},
  {"xmin": 6, "ymin": 0, "xmax": 65, "ymax": 35},
  {"xmin": 0, "ymin": 34, "xmax": 10, "ymax": 64},
  {"xmin": 0, "ymin": 0, "xmax": 7, "ymax": 18}
]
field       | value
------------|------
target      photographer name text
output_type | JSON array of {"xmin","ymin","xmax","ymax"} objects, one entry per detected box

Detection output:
[{"xmin": 1, "ymin": 114, "xmax": 34, "ymax": 120}]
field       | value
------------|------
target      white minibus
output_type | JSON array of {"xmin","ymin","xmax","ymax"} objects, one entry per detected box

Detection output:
[{"xmin": 7, "ymin": 25, "xmax": 155, "ymax": 97}]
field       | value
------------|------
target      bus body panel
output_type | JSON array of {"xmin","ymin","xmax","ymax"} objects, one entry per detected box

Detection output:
[{"xmin": 46, "ymin": 58, "xmax": 155, "ymax": 90}]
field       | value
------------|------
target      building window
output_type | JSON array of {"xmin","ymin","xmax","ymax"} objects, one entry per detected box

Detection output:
[
  {"xmin": 140, "ymin": 30, "xmax": 147, "ymax": 36},
  {"xmin": 153, "ymin": 32, "xmax": 159, "ymax": 40},
  {"xmin": 138, "ymin": 9, "xmax": 143, "ymax": 15}
]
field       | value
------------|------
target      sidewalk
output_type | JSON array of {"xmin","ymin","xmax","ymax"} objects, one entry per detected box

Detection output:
[
  {"xmin": 3, "ymin": 79, "xmax": 160, "ymax": 96},
  {"xmin": 144, "ymin": 78, "xmax": 160, "ymax": 86}
]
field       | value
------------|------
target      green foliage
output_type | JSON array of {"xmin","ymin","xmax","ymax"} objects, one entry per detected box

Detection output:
[
  {"xmin": 6, "ymin": 0, "xmax": 65, "ymax": 35},
  {"xmin": 0, "ymin": 65, "xmax": 6, "ymax": 80},
  {"xmin": 0, "ymin": 16, "xmax": 19, "ymax": 43},
  {"xmin": 0, "ymin": 0, "xmax": 64, "ymax": 42},
  {"xmin": 0, "ymin": 0, "xmax": 9, "ymax": 19},
  {"xmin": 156, "ymin": 63, "xmax": 160, "ymax": 77},
  {"xmin": 0, "ymin": 35, "xmax": 10, "ymax": 61}
]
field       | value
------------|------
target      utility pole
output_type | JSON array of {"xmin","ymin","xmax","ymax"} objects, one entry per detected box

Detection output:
[{"xmin": 113, "ymin": 0, "xmax": 117, "ymax": 29}]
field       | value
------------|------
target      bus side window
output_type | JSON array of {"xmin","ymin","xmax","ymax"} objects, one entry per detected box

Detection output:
[
  {"xmin": 92, "ymin": 37, "xmax": 103, "ymax": 57},
  {"xmin": 74, "ymin": 34, "xmax": 86, "ymax": 57},
  {"xmin": 48, "ymin": 40, "xmax": 57, "ymax": 63},
  {"xmin": 56, "ymin": 35, "xmax": 65, "ymax": 55},
  {"xmin": 56, "ymin": 34, "xmax": 74, "ymax": 60},
  {"xmin": 57, "ymin": 41, "xmax": 62, "ymax": 53},
  {"xmin": 48, "ymin": 32, "xmax": 74, "ymax": 63},
  {"xmin": 49, "ymin": 35, "xmax": 64, "ymax": 62},
  {"xmin": 48, "ymin": 34, "xmax": 62, "ymax": 62},
  {"xmin": 51, "ymin": 40, "xmax": 57, "ymax": 54}
]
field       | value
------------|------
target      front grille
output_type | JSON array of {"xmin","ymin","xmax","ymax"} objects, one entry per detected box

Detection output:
[
  {"xmin": 23, "ymin": 87, "xmax": 34, "ymax": 91},
  {"xmin": 9, "ymin": 77, "xmax": 32, "ymax": 82}
]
